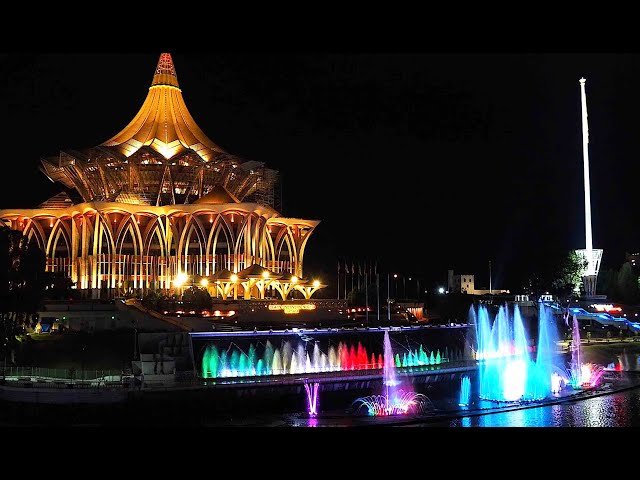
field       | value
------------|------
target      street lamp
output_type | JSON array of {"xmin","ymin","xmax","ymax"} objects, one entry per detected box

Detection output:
[
  {"xmin": 393, "ymin": 274, "xmax": 398, "ymax": 299},
  {"xmin": 438, "ymin": 287, "xmax": 445, "ymax": 294}
]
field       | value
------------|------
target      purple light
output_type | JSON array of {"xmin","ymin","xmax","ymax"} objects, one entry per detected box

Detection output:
[{"xmin": 305, "ymin": 382, "xmax": 320, "ymax": 416}]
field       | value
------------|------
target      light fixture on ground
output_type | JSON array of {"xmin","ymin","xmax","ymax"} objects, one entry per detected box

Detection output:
[{"xmin": 174, "ymin": 272, "xmax": 189, "ymax": 288}]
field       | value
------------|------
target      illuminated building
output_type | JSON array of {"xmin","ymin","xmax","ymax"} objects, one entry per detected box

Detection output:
[
  {"xmin": 446, "ymin": 269, "xmax": 509, "ymax": 295},
  {"xmin": 447, "ymin": 270, "xmax": 475, "ymax": 294},
  {"xmin": 0, "ymin": 54, "xmax": 324, "ymax": 300}
]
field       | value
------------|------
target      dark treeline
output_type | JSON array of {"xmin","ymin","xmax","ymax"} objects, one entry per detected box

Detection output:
[{"xmin": 0, "ymin": 225, "xmax": 47, "ymax": 365}]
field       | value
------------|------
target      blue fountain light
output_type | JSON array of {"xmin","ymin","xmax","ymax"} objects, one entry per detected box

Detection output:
[
  {"xmin": 474, "ymin": 303, "xmax": 562, "ymax": 402},
  {"xmin": 459, "ymin": 376, "xmax": 471, "ymax": 406}
]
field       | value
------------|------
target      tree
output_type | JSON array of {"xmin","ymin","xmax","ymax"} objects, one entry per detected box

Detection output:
[
  {"xmin": 182, "ymin": 287, "xmax": 212, "ymax": 311},
  {"xmin": 597, "ymin": 268, "xmax": 618, "ymax": 300},
  {"xmin": 141, "ymin": 290, "xmax": 161, "ymax": 310},
  {"xmin": 552, "ymin": 250, "xmax": 588, "ymax": 300},
  {"xmin": 616, "ymin": 262, "xmax": 639, "ymax": 304},
  {"xmin": 0, "ymin": 226, "xmax": 47, "ymax": 367}
]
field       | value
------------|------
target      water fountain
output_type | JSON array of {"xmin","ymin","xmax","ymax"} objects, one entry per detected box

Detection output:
[
  {"xmin": 304, "ymin": 381, "xmax": 320, "ymax": 416},
  {"xmin": 566, "ymin": 314, "xmax": 605, "ymax": 388},
  {"xmin": 459, "ymin": 376, "xmax": 471, "ymax": 406},
  {"xmin": 200, "ymin": 334, "xmax": 454, "ymax": 379},
  {"xmin": 475, "ymin": 303, "xmax": 563, "ymax": 402},
  {"xmin": 352, "ymin": 331, "xmax": 432, "ymax": 416}
]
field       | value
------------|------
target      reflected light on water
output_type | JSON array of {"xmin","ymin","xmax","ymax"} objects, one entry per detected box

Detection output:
[{"xmin": 446, "ymin": 390, "xmax": 640, "ymax": 427}]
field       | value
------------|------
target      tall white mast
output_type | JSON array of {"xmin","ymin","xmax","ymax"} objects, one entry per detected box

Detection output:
[{"xmin": 579, "ymin": 78, "xmax": 594, "ymax": 276}]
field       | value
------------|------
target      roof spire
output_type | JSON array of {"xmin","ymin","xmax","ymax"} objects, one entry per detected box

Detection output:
[
  {"xmin": 152, "ymin": 53, "xmax": 179, "ymax": 88},
  {"xmin": 102, "ymin": 53, "xmax": 225, "ymax": 161}
]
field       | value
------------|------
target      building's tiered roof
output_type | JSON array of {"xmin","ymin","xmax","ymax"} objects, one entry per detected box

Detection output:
[{"xmin": 39, "ymin": 54, "xmax": 278, "ymax": 208}]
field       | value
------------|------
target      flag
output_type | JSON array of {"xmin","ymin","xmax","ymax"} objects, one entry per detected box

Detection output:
[
  {"xmin": 374, "ymin": 261, "xmax": 378, "ymax": 275},
  {"xmin": 345, "ymin": 261, "xmax": 349, "ymax": 274},
  {"xmin": 337, "ymin": 260, "xmax": 340, "ymax": 273},
  {"xmin": 352, "ymin": 261, "xmax": 355, "ymax": 275}
]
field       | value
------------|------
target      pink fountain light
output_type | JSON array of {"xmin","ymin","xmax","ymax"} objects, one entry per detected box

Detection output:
[
  {"xmin": 304, "ymin": 382, "xmax": 320, "ymax": 416},
  {"xmin": 580, "ymin": 363, "xmax": 605, "ymax": 388},
  {"xmin": 352, "ymin": 331, "xmax": 433, "ymax": 417}
]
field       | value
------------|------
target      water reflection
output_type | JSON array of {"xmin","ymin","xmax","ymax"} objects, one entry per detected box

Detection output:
[{"xmin": 428, "ymin": 388, "xmax": 640, "ymax": 427}]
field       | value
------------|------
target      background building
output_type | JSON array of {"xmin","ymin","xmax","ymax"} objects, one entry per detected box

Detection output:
[
  {"xmin": 447, "ymin": 269, "xmax": 509, "ymax": 295},
  {"xmin": 447, "ymin": 269, "xmax": 475, "ymax": 294}
]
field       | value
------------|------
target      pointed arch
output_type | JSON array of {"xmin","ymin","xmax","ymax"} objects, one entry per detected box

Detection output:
[
  {"xmin": 142, "ymin": 215, "xmax": 167, "ymax": 255},
  {"xmin": 145, "ymin": 225, "xmax": 165, "ymax": 289},
  {"xmin": 115, "ymin": 216, "xmax": 144, "ymax": 290},
  {"xmin": 23, "ymin": 219, "xmax": 46, "ymax": 251},
  {"xmin": 46, "ymin": 219, "xmax": 72, "ymax": 277},
  {"xmin": 115, "ymin": 215, "xmax": 144, "ymax": 254},
  {"xmin": 94, "ymin": 212, "xmax": 116, "ymax": 254},
  {"xmin": 177, "ymin": 215, "xmax": 207, "ymax": 261},
  {"xmin": 46, "ymin": 219, "xmax": 72, "ymax": 257},
  {"xmin": 262, "ymin": 225, "xmax": 276, "ymax": 271},
  {"xmin": 206, "ymin": 215, "xmax": 234, "ymax": 273},
  {"xmin": 94, "ymin": 216, "xmax": 114, "ymax": 289},
  {"xmin": 274, "ymin": 226, "xmax": 297, "ymax": 273},
  {"xmin": 181, "ymin": 218, "xmax": 207, "ymax": 276}
]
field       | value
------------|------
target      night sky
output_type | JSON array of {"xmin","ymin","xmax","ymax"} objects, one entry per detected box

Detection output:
[{"xmin": 2, "ymin": 53, "xmax": 639, "ymax": 293}]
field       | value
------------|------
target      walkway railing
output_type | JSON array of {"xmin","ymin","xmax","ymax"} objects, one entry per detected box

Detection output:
[{"xmin": 1, "ymin": 366, "xmax": 123, "ymax": 383}]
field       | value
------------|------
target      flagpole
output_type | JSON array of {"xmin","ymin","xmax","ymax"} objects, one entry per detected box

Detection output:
[
  {"xmin": 351, "ymin": 261, "xmax": 354, "ymax": 294},
  {"xmin": 365, "ymin": 268, "xmax": 369, "ymax": 327},
  {"xmin": 376, "ymin": 272, "xmax": 380, "ymax": 322},
  {"xmin": 344, "ymin": 263, "xmax": 348, "ymax": 300},
  {"xmin": 387, "ymin": 272, "xmax": 391, "ymax": 324},
  {"xmin": 337, "ymin": 260, "xmax": 340, "ymax": 300}
]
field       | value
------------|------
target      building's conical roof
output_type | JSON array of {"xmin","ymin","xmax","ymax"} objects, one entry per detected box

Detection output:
[
  {"xmin": 101, "ymin": 53, "xmax": 226, "ymax": 162},
  {"xmin": 211, "ymin": 269, "xmax": 236, "ymax": 281},
  {"xmin": 236, "ymin": 264, "xmax": 281, "ymax": 279},
  {"xmin": 192, "ymin": 185, "xmax": 240, "ymax": 205}
]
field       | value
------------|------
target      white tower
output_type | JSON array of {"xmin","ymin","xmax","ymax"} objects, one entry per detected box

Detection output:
[{"xmin": 576, "ymin": 77, "xmax": 602, "ymax": 297}]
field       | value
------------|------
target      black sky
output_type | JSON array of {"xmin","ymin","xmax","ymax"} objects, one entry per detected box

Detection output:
[{"xmin": 1, "ymin": 53, "xmax": 639, "ymax": 292}]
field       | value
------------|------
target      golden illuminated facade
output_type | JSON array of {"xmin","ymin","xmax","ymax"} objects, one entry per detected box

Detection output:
[{"xmin": 0, "ymin": 54, "xmax": 323, "ymax": 300}]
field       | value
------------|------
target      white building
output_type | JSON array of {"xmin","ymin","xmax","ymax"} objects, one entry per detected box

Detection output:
[
  {"xmin": 448, "ymin": 270, "xmax": 475, "ymax": 294},
  {"xmin": 447, "ymin": 269, "xmax": 509, "ymax": 295}
]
